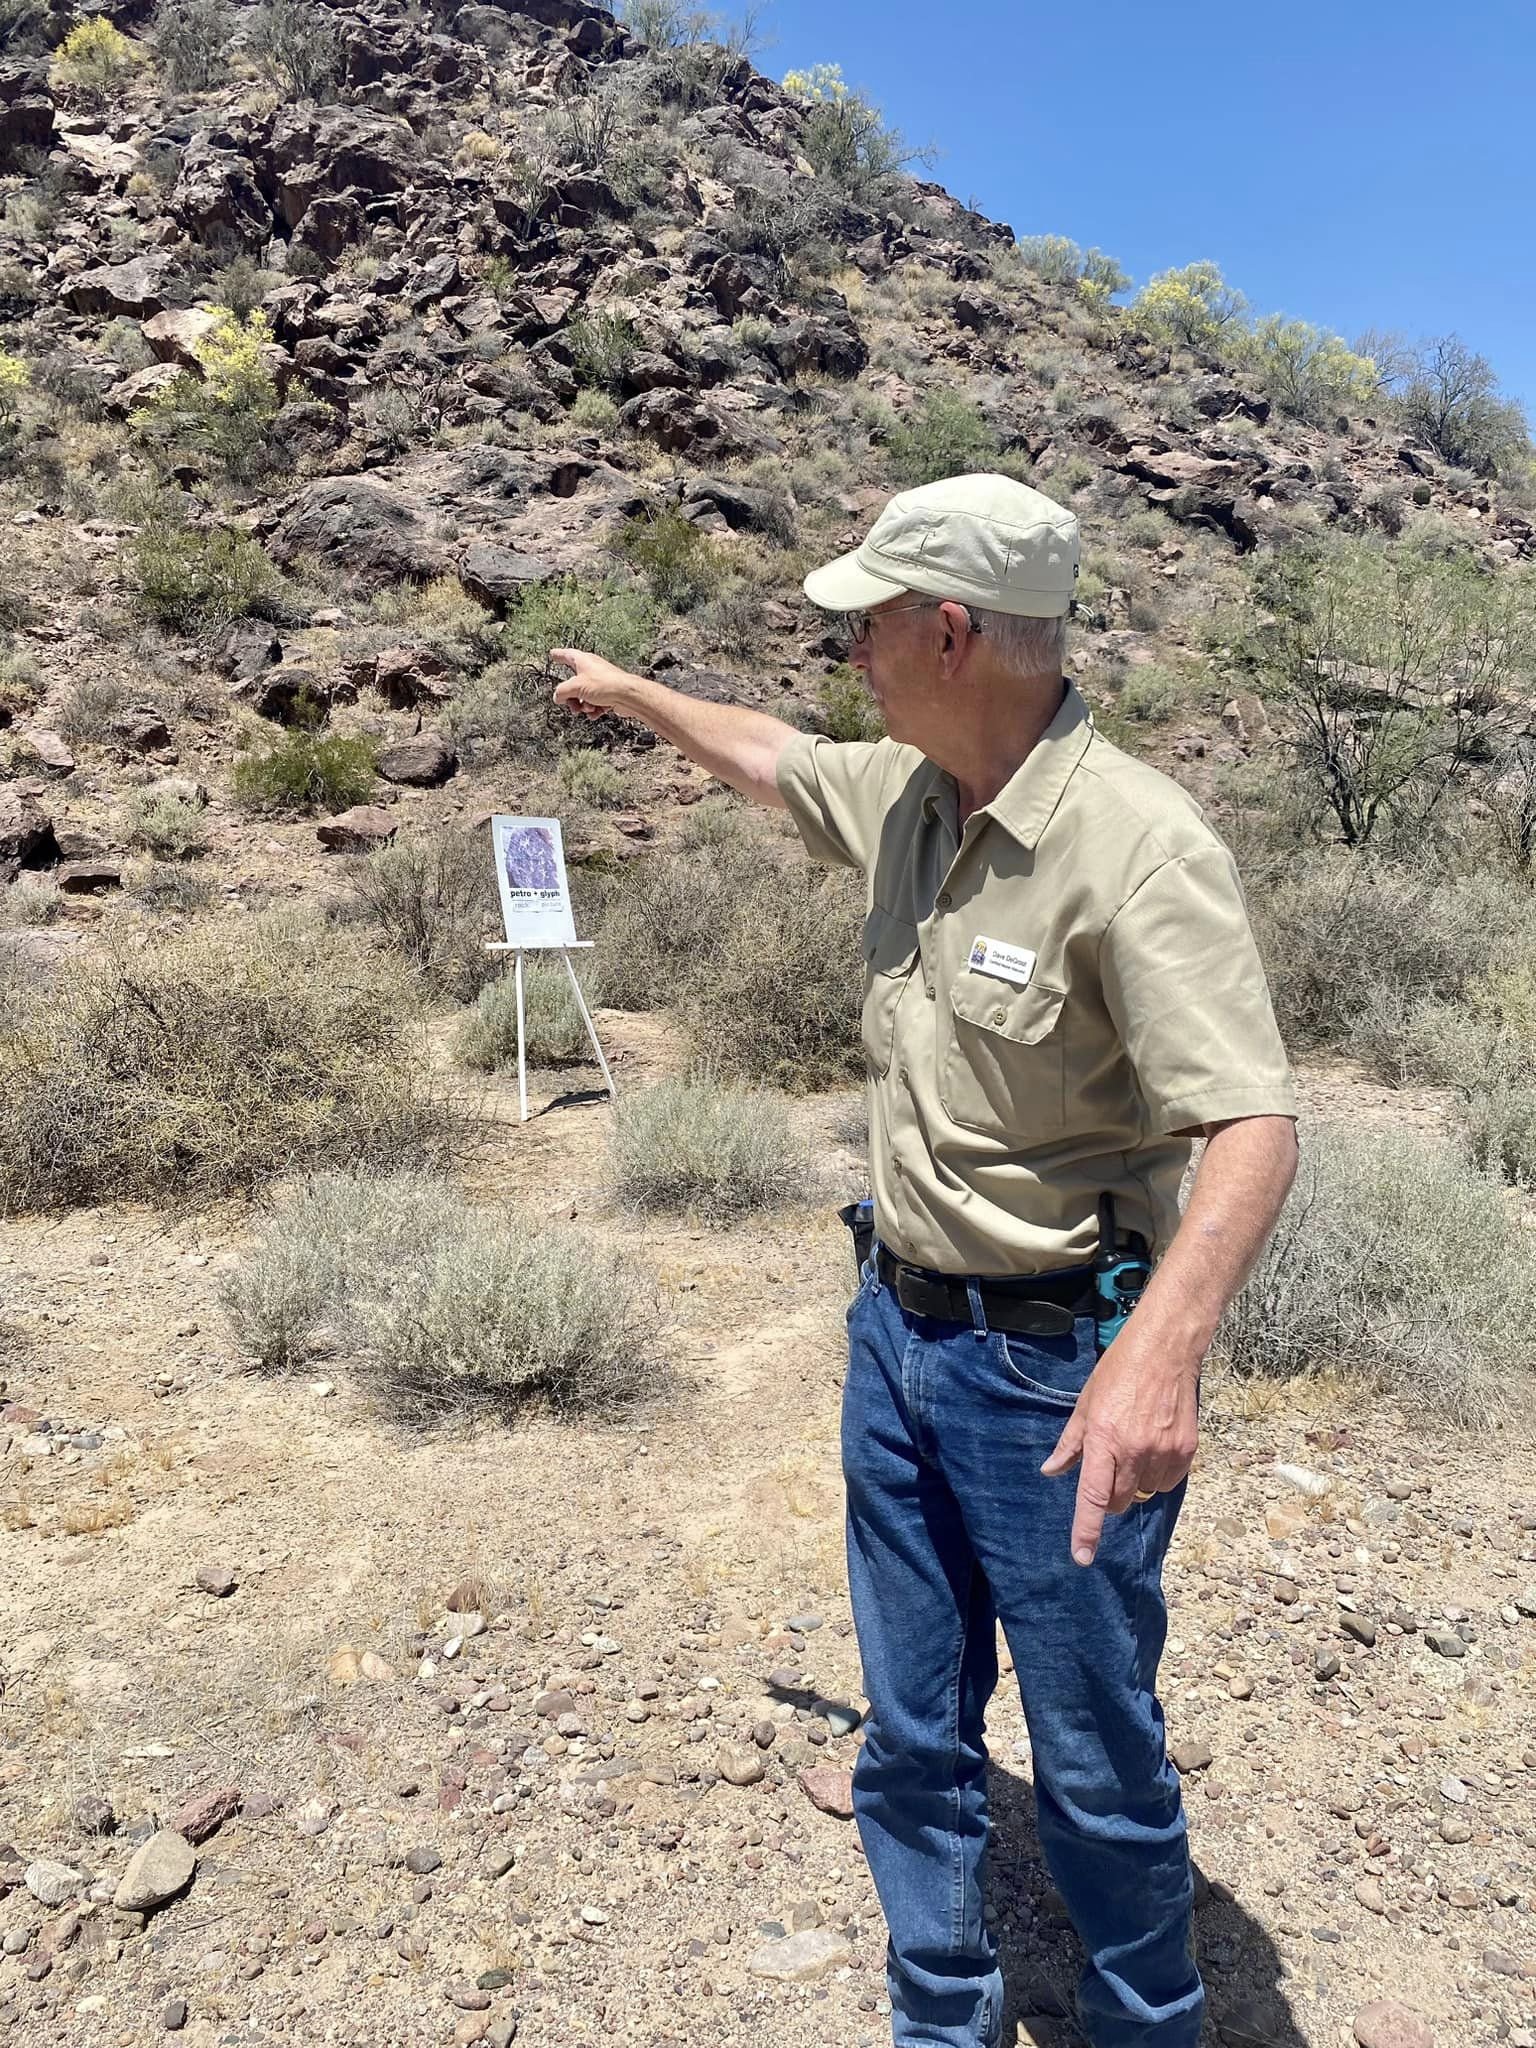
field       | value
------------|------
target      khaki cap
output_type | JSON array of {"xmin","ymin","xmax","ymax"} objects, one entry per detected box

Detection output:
[{"xmin": 803, "ymin": 472, "xmax": 1080, "ymax": 620}]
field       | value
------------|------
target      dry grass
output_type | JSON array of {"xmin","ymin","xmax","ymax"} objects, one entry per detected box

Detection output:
[
  {"xmin": 224, "ymin": 1169, "xmax": 658, "ymax": 1419},
  {"xmin": 0, "ymin": 912, "xmax": 461, "ymax": 1212},
  {"xmin": 609, "ymin": 1070, "xmax": 810, "ymax": 1217}
]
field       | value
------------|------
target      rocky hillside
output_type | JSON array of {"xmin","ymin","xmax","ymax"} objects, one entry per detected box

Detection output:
[{"xmin": 2, "ymin": 0, "xmax": 1533, "ymax": 903}]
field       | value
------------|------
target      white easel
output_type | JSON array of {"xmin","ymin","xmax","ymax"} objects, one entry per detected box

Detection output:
[
  {"xmin": 483, "ymin": 936, "xmax": 615, "ymax": 1123},
  {"xmin": 489, "ymin": 815, "xmax": 618, "ymax": 1130}
]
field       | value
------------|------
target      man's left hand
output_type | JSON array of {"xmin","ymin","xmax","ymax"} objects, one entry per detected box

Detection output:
[{"xmin": 1039, "ymin": 1334, "xmax": 1200, "ymax": 1566}]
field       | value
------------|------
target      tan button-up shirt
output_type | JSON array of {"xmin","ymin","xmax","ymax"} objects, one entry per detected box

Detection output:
[{"xmin": 776, "ymin": 682, "xmax": 1297, "ymax": 1275}]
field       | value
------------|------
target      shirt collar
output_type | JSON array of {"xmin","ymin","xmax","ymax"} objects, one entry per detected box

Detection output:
[{"xmin": 920, "ymin": 680, "xmax": 1095, "ymax": 852}]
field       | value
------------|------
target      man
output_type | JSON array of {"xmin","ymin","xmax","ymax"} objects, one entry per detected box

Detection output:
[{"xmin": 552, "ymin": 472, "xmax": 1298, "ymax": 2048}]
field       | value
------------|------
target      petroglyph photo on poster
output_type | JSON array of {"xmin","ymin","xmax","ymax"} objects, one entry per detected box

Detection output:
[{"xmin": 492, "ymin": 814, "xmax": 577, "ymax": 949}]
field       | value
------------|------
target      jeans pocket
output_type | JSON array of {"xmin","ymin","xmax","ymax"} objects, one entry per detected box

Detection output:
[{"xmin": 994, "ymin": 1327, "xmax": 1094, "ymax": 1408}]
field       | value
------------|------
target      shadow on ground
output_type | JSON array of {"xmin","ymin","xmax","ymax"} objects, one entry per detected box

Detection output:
[{"xmin": 988, "ymin": 1762, "xmax": 1308, "ymax": 2048}]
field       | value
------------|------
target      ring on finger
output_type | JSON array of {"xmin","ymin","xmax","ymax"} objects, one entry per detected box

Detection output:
[{"xmin": 1133, "ymin": 1489, "xmax": 1156, "ymax": 1502}]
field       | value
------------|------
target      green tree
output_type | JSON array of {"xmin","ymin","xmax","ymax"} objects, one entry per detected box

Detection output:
[
  {"xmin": 1240, "ymin": 538, "xmax": 1536, "ymax": 847},
  {"xmin": 1131, "ymin": 261, "xmax": 1247, "ymax": 352},
  {"xmin": 782, "ymin": 63, "xmax": 932, "ymax": 204},
  {"xmin": 1396, "ymin": 335, "xmax": 1531, "ymax": 478},
  {"xmin": 1243, "ymin": 316, "xmax": 1381, "ymax": 422},
  {"xmin": 49, "ymin": 19, "xmax": 143, "ymax": 103}
]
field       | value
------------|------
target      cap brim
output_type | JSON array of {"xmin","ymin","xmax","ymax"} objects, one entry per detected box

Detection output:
[{"xmin": 802, "ymin": 549, "xmax": 908, "ymax": 614}]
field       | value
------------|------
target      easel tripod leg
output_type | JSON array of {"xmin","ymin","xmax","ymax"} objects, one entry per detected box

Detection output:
[
  {"xmin": 514, "ymin": 950, "xmax": 528, "ymax": 1124},
  {"xmin": 561, "ymin": 949, "xmax": 616, "ymax": 1100}
]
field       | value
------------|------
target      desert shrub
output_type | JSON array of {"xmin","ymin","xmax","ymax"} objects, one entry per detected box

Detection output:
[
  {"xmin": 815, "ymin": 666, "xmax": 884, "ymax": 742},
  {"xmin": 233, "ymin": 731, "xmax": 375, "ymax": 814},
  {"xmin": 54, "ymin": 675, "xmax": 129, "ymax": 740},
  {"xmin": 611, "ymin": 505, "xmax": 720, "ymax": 611},
  {"xmin": 133, "ymin": 863, "xmax": 217, "ymax": 914},
  {"xmin": 0, "ymin": 650, "xmax": 40, "ymax": 725},
  {"xmin": 6, "ymin": 876, "xmax": 60, "ymax": 926},
  {"xmin": 570, "ymin": 388, "xmax": 619, "ymax": 432},
  {"xmin": 500, "ymin": 576, "xmax": 656, "ymax": 671},
  {"xmin": 223, "ymin": 1169, "xmax": 652, "ymax": 1416},
  {"xmin": 152, "ymin": 0, "xmax": 234, "ymax": 89},
  {"xmin": 128, "ymin": 517, "xmax": 280, "ymax": 634},
  {"xmin": 456, "ymin": 955, "xmax": 603, "ymax": 1071},
  {"xmin": 1217, "ymin": 1124, "xmax": 1534, "ymax": 1428},
  {"xmin": 609, "ymin": 1069, "xmax": 806, "ymax": 1216},
  {"xmin": 693, "ymin": 579, "xmax": 765, "ymax": 657},
  {"xmin": 364, "ymin": 573, "xmax": 501, "ymax": 672},
  {"xmin": 1124, "ymin": 509, "xmax": 1174, "ymax": 551},
  {"xmin": 0, "ymin": 348, "xmax": 26, "ymax": 419},
  {"xmin": 593, "ymin": 835, "xmax": 768, "ymax": 1011},
  {"xmin": 1009, "ymin": 235, "xmax": 1130, "ymax": 305},
  {"xmin": 1115, "ymin": 664, "xmax": 1187, "ymax": 725},
  {"xmin": 886, "ymin": 392, "xmax": 1001, "ymax": 487},
  {"xmin": 347, "ymin": 830, "xmax": 499, "ymax": 1001},
  {"xmin": 0, "ymin": 917, "xmax": 453, "ymax": 1211},
  {"xmin": 450, "ymin": 660, "xmax": 559, "ymax": 765},
  {"xmin": 133, "ymin": 308, "xmax": 280, "ymax": 482},
  {"xmin": 782, "ymin": 64, "xmax": 930, "ymax": 205},
  {"xmin": 127, "ymin": 789, "xmax": 208, "ymax": 858},
  {"xmin": 566, "ymin": 312, "xmax": 642, "ymax": 394},
  {"xmin": 687, "ymin": 866, "xmax": 863, "ymax": 1089},
  {"xmin": 1131, "ymin": 262, "xmax": 1247, "ymax": 354},
  {"xmin": 49, "ymin": 19, "xmax": 143, "ymax": 102},
  {"xmin": 1249, "ymin": 853, "xmax": 1526, "ymax": 1052},
  {"xmin": 558, "ymin": 748, "xmax": 627, "ymax": 807},
  {"xmin": 247, "ymin": 0, "xmax": 343, "ymax": 98}
]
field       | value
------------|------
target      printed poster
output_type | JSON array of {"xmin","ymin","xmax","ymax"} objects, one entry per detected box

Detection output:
[{"xmin": 491, "ymin": 815, "xmax": 577, "ymax": 949}]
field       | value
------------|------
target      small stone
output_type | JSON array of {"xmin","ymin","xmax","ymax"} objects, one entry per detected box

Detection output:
[
  {"xmin": 785, "ymin": 1614, "xmax": 824, "ymax": 1633},
  {"xmin": 73, "ymin": 1794, "xmax": 117, "ymax": 1837},
  {"xmin": 162, "ymin": 1996, "xmax": 188, "ymax": 2031},
  {"xmin": 448, "ymin": 1985, "xmax": 492, "ymax": 2011},
  {"xmin": 717, "ymin": 1746, "xmax": 766, "ymax": 1788},
  {"xmin": 483, "ymin": 1846, "xmax": 516, "ymax": 1879},
  {"xmin": 747, "ymin": 1925, "xmax": 854, "ymax": 1982},
  {"xmin": 1315, "ymin": 1650, "xmax": 1342, "ymax": 1681},
  {"xmin": 195, "ymin": 1564, "xmax": 236, "ymax": 1598},
  {"xmin": 1169, "ymin": 1739, "xmax": 1214, "ymax": 1775},
  {"xmin": 171, "ymin": 1785, "xmax": 240, "ymax": 1845},
  {"xmin": 798, "ymin": 1768, "xmax": 855, "ymax": 1819},
  {"xmin": 1482, "ymin": 1947, "xmax": 1530, "ymax": 1977},
  {"xmin": 1227, "ymin": 1675, "xmax": 1254, "ymax": 1701},
  {"xmin": 751, "ymin": 1720, "xmax": 777, "ymax": 1750},
  {"xmin": 1439, "ymin": 1775, "xmax": 1468, "ymax": 1804},
  {"xmin": 24, "ymin": 1860, "xmax": 82, "ymax": 1908},
  {"xmin": 1352, "ymin": 2000, "xmax": 1435, "ymax": 2048},
  {"xmin": 580, "ymin": 1904, "xmax": 607, "ymax": 1925},
  {"xmin": 113, "ymin": 1830, "xmax": 196, "ymax": 1913},
  {"xmin": 293, "ymin": 1797, "xmax": 332, "ymax": 1836},
  {"xmin": 1425, "ymin": 1631, "xmax": 1467, "ymax": 1660},
  {"xmin": 405, "ymin": 1845, "xmax": 442, "ymax": 1875},
  {"xmin": 1354, "ymin": 1877, "xmax": 1387, "ymax": 1915},
  {"xmin": 1439, "ymin": 1815, "xmax": 1472, "ymax": 1845},
  {"xmin": 1341, "ymin": 1613, "xmax": 1377, "ymax": 1647},
  {"xmin": 1273, "ymin": 1581, "xmax": 1299, "ymax": 1605},
  {"xmin": 821, "ymin": 1701, "xmax": 863, "ymax": 1738}
]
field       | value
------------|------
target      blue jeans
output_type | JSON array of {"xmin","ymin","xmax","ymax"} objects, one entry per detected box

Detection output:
[{"xmin": 842, "ymin": 1260, "xmax": 1203, "ymax": 2048}]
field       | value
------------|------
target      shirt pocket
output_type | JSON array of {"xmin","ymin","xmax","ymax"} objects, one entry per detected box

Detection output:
[
  {"xmin": 861, "ymin": 906, "xmax": 919, "ymax": 1080},
  {"xmin": 941, "ymin": 970, "xmax": 1067, "ymax": 1137}
]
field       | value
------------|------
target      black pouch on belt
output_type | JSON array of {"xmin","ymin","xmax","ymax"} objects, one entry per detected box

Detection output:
[{"xmin": 838, "ymin": 1198, "xmax": 875, "ymax": 1278}]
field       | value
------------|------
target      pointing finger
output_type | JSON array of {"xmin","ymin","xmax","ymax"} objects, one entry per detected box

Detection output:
[{"xmin": 1070, "ymin": 1444, "xmax": 1118, "ymax": 1568}]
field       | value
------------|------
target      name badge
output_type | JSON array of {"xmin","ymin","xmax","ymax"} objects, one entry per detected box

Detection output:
[{"xmin": 968, "ymin": 936, "xmax": 1037, "ymax": 986}]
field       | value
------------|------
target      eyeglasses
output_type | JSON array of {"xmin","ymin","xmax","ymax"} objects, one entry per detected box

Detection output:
[{"xmin": 843, "ymin": 601, "xmax": 981, "ymax": 645}]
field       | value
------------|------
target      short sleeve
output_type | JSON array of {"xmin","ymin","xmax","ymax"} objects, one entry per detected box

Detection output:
[
  {"xmin": 775, "ymin": 732, "xmax": 893, "ymax": 871},
  {"xmin": 1100, "ymin": 845, "xmax": 1297, "ymax": 1136}
]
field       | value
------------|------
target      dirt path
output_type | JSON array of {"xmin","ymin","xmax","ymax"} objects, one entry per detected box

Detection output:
[{"xmin": 1, "ymin": 1044, "xmax": 1533, "ymax": 2048}]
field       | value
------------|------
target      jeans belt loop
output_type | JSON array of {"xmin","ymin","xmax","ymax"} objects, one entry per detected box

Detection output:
[{"xmin": 965, "ymin": 1276, "xmax": 989, "ymax": 1340}]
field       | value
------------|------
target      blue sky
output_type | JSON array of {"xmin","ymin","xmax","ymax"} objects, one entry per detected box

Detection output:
[{"xmin": 757, "ymin": 0, "xmax": 1536, "ymax": 416}]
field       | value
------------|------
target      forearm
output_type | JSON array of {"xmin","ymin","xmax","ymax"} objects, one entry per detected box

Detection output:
[
  {"xmin": 1128, "ymin": 1115, "xmax": 1299, "ymax": 1375},
  {"xmin": 604, "ymin": 673, "xmax": 795, "ymax": 807}
]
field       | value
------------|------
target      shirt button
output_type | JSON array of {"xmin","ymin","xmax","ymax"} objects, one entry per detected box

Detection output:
[
  {"xmin": 992, "ymin": 1007, "xmax": 1006, "ymax": 1025},
  {"xmin": 936, "ymin": 890, "xmax": 951, "ymax": 910},
  {"xmin": 899, "ymin": 1068, "xmax": 910, "ymax": 1088},
  {"xmin": 925, "ymin": 985, "xmax": 936, "ymax": 1000}
]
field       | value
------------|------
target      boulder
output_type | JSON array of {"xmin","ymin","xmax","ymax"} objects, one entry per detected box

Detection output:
[
  {"xmin": 57, "ymin": 861, "xmax": 123, "ymax": 894},
  {"xmin": 317, "ymin": 806, "xmax": 397, "ymax": 852},
  {"xmin": 230, "ymin": 664, "xmax": 325, "ymax": 724},
  {"xmin": 20, "ymin": 730, "xmax": 74, "ymax": 777},
  {"xmin": 142, "ymin": 308, "xmax": 219, "ymax": 374},
  {"xmin": 618, "ymin": 389, "xmax": 737, "ymax": 457},
  {"xmin": 108, "ymin": 708, "xmax": 172, "ymax": 752},
  {"xmin": 0, "ymin": 790, "xmax": 59, "ymax": 881},
  {"xmin": 265, "ymin": 105, "xmax": 420, "ymax": 232},
  {"xmin": 680, "ymin": 476, "xmax": 790, "ymax": 538},
  {"xmin": 170, "ymin": 137, "xmax": 271, "ymax": 250},
  {"xmin": 220, "ymin": 622, "xmax": 282, "ymax": 682},
  {"xmin": 458, "ymin": 540, "xmax": 555, "ymax": 607},
  {"xmin": 265, "ymin": 478, "xmax": 449, "ymax": 589},
  {"xmin": 377, "ymin": 738, "xmax": 457, "ymax": 787},
  {"xmin": 113, "ymin": 1830, "xmax": 196, "ymax": 1914},
  {"xmin": 0, "ymin": 63, "xmax": 53, "ymax": 171},
  {"xmin": 61, "ymin": 257, "xmax": 174, "ymax": 319},
  {"xmin": 369, "ymin": 645, "xmax": 456, "ymax": 710},
  {"xmin": 1352, "ymin": 2003, "xmax": 1436, "ymax": 2048}
]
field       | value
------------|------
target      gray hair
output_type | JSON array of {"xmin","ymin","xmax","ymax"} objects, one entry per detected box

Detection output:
[{"xmin": 969, "ymin": 605, "xmax": 1069, "ymax": 680}]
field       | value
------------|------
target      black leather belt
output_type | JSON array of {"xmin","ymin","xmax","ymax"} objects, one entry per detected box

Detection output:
[{"xmin": 875, "ymin": 1246, "xmax": 1096, "ymax": 1337}]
